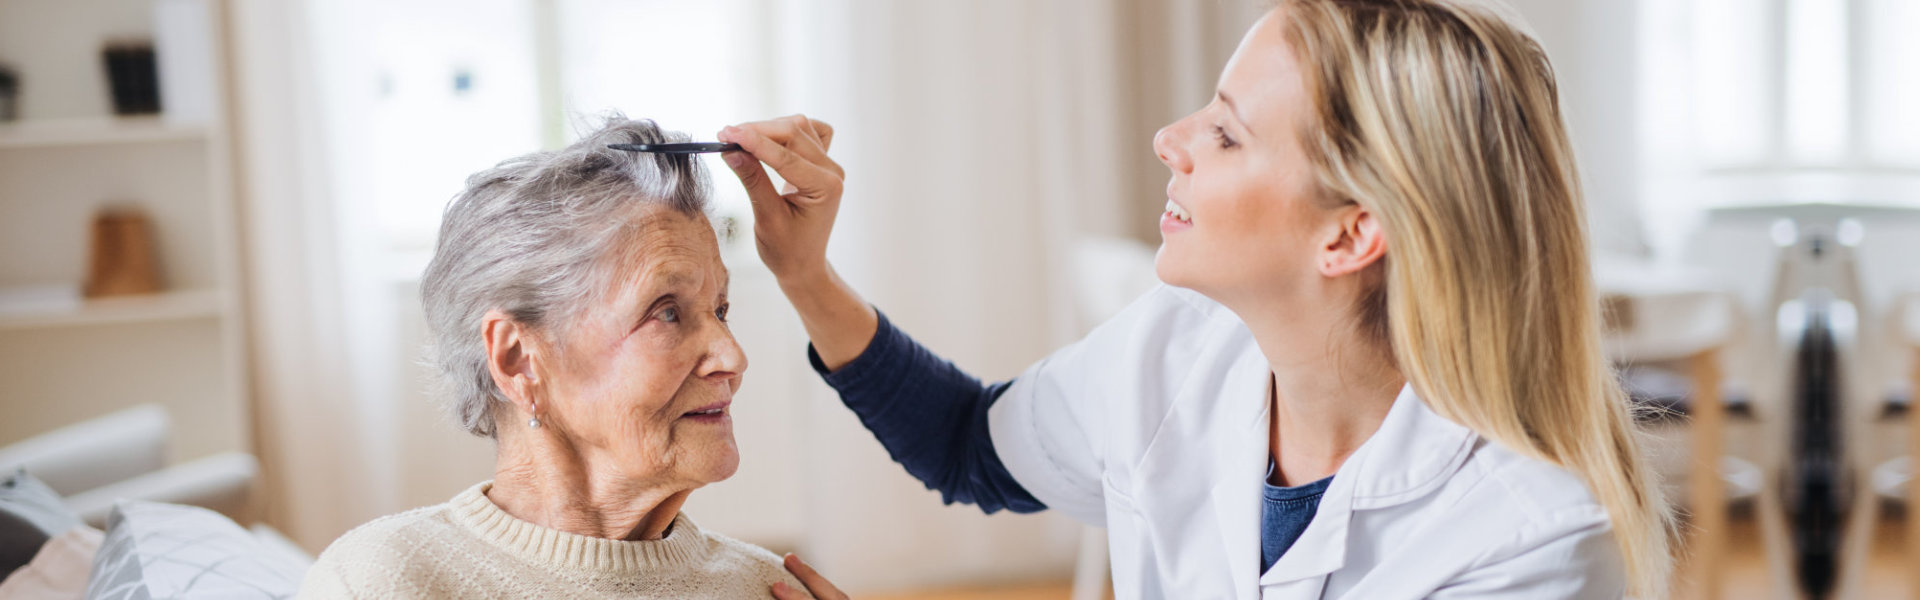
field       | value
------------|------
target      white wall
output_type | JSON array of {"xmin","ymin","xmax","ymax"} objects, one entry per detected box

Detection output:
[{"xmin": 1504, "ymin": 0, "xmax": 1651, "ymax": 259}]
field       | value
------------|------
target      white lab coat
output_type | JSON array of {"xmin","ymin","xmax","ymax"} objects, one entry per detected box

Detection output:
[{"xmin": 987, "ymin": 285, "xmax": 1627, "ymax": 599}]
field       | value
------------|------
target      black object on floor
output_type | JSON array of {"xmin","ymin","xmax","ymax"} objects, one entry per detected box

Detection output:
[{"xmin": 1784, "ymin": 292, "xmax": 1847, "ymax": 600}]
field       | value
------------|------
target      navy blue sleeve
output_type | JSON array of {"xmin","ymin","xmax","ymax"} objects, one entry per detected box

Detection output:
[{"xmin": 807, "ymin": 310, "xmax": 1047, "ymax": 514}]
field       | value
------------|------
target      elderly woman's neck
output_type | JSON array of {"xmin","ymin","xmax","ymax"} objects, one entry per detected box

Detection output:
[{"xmin": 486, "ymin": 434, "xmax": 690, "ymax": 541}]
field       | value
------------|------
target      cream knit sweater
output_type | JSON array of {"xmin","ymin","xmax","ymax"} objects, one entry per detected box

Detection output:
[{"xmin": 299, "ymin": 481, "xmax": 809, "ymax": 599}]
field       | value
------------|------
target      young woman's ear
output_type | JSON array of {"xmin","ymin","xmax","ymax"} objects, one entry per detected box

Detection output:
[
  {"xmin": 482, "ymin": 309, "xmax": 542, "ymax": 412},
  {"xmin": 1320, "ymin": 206, "xmax": 1387, "ymax": 278}
]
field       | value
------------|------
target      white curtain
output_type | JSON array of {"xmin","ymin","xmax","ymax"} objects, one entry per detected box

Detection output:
[
  {"xmin": 227, "ymin": 0, "xmax": 512, "ymax": 551},
  {"xmin": 225, "ymin": 0, "xmax": 375, "ymax": 552}
]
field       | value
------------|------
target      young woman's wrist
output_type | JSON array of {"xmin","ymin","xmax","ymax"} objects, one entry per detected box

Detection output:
[
  {"xmin": 774, "ymin": 263, "xmax": 878, "ymax": 371},
  {"xmin": 778, "ymin": 263, "xmax": 864, "ymax": 323},
  {"xmin": 771, "ymin": 260, "xmax": 834, "ymax": 294}
]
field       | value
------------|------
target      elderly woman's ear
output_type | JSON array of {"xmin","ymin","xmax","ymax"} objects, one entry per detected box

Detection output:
[{"xmin": 482, "ymin": 309, "xmax": 542, "ymax": 412}]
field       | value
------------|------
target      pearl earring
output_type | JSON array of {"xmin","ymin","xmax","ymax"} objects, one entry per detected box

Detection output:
[{"xmin": 528, "ymin": 401, "xmax": 540, "ymax": 428}]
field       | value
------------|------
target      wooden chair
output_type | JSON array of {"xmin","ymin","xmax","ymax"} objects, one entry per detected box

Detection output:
[
  {"xmin": 1905, "ymin": 294, "xmax": 1920, "ymax": 600},
  {"xmin": 1597, "ymin": 269, "xmax": 1738, "ymax": 600}
]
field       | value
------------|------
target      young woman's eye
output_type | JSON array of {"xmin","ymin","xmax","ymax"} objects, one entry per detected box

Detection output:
[
  {"xmin": 1213, "ymin": 125, "xmax": 1238, "ymax": 150},
  {"xmin": 657, "ymin": 306, "xmax": 679, "ymax": 323},
  {"xmin": 715, "ymin": 303, "xmax": 730, "ymax": 323}
]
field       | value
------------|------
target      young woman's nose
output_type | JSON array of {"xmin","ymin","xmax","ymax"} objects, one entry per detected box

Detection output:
[{"xmin": 1153, "ymin": 121, "xmax": 1193, "ymax": 175}]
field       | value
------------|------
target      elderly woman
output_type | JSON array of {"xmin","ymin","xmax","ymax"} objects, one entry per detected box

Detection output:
[{"xmin": 300, "ymin": 117, "xmax": 809, "ymax": 599}]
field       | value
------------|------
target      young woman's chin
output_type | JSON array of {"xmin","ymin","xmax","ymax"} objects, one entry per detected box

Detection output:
[
  {"xmin": 1153, "ymin": 243, "xmax": 1207, "ymax": 293},
  {"xmin": 1156, "ymin": 241, "xmax": 1275, "ymax": 304}
]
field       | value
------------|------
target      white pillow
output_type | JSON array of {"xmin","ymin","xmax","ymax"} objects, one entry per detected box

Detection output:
[{"xmin": 83, "ymin": 501, "xmax": 305, "ymax": 600}]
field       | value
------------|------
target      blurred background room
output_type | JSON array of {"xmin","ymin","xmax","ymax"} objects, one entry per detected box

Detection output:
[{"xmin": 1, "ymin": 0, "xmax": 1917, "ymax": 598}]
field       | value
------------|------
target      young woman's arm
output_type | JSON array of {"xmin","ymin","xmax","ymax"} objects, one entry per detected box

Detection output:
[
  {"xmin": 715, "ymin": 115, "xmax": 1045, "ymax": 513},
  {"xmin": 810, "ymin": 309, "xmax": 1045, "ymax": 513}
]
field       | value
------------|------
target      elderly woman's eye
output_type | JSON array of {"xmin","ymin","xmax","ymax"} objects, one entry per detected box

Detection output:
[
  {"xmin": 716, "ymin": 303, "xmax": 730, "ymax": 322},
  {"xmin": 658, "ymin": 307, "xmax": 679, "ymax": 323}
]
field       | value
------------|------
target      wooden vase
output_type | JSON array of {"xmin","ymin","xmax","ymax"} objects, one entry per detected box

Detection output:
[{"xmin": 84, "ymin": 207, "xmax": 162, "ymax": 298}]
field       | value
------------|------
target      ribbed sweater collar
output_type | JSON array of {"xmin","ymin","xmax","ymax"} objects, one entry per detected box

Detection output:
[{"xmin": 449, "ymin": 481, "xmax": 709, "ymax": 574}]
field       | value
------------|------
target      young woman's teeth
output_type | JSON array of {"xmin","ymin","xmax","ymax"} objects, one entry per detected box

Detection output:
[{"xmin": 1164, "ymin": 200, "xmax": 1192, "ymax": 223}]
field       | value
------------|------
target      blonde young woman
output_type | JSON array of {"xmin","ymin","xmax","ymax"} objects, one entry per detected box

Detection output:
[{"xmin": 724, "ymin": 0, "xmax": 1671, "ymax": 598}]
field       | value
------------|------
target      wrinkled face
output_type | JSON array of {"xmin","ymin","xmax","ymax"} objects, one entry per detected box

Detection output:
[
  {"xmin": 534, "ymin": 205, "xmax": 745, "ymax": 489},
  {"xmin": 1152, "ymin": 9, "xmax": 1329, "ymax": 303}
]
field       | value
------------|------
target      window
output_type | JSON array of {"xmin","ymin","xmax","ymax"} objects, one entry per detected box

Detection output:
[
  {"xmin": 1637, "ymin": 0, "xmax": 1920, "ymax": 259},
  {"xmin": 309, "ymin": 0, "xmax": 765, "ymax": 265},
  {"xmin": 310, "ymin": 0, "xmax": 544, "ymax": 253},
  {"xmin": 1645, "ymin": 0, "xmax": 1920, "ymax": 173},
  {"xmin": 554, "ymin": 0, "xmax": 764, "ymax": 226},
  {"xmin": 1863, "ymin": 0, "xmax": 1920, "ymax": 166}
]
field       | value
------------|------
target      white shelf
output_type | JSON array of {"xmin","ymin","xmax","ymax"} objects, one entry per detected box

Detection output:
[
  {"xmin": 0, "ymin": 0, "xmax": 252, "ymax": 479},
  {"xmin": 0, "ymin": 117, "xmax": 208, "ymax": 150},
  {"xmin": 0, "ymin": 289, "xmax": 225, "ymax": 332}
]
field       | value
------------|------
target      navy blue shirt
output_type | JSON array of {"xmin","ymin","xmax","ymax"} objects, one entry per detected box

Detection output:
[{"xmin": 808, "ymin": 310, "xmax": 1329, "ymax": 572}]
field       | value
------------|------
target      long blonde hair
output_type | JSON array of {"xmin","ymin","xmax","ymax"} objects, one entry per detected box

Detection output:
[{"xmin": 1278, "ymin": 0, "xmax": 1673, "ymax": 595}]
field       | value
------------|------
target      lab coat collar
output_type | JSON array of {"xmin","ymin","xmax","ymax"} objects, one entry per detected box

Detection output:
[
  {"xmin": 1255, "ymin": 383, "xmax": 1479, "ymax": 587},
  {"xmin": 1348, "ymin": 385, "xmax": 1478, "ymax": 509}
]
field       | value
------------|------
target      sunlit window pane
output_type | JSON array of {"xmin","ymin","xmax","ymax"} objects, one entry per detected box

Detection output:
[
  {"xmin": 1865, "ymin": 0, "xmax": 1920, "ymax": 166},
  {"xmin": 354, "ymin": 0, "xmax": 542, "ymax": 246},
  {"xmin": 1783, "ymin": 0, "xmax": 1850, "ymax": 163},
  {"xmin": 556, "ymin": 0, "xmax": 738, "ymax": 135},
  {"xmin": 1691, "ymin": 0, "xmax": 1775, "ymax": 166},
  {"xmin": 556, "ymin": 0, "xmax": 755, "ymax": 215}
]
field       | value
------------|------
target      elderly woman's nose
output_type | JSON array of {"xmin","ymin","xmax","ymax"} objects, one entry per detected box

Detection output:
[
  {"xmin": 701, "ymin": 326, "xmax": 748, "ymax": 379},
  {"xmin": 1153, "ymin": 121, "xmax": 1192, "ymax": 174}
]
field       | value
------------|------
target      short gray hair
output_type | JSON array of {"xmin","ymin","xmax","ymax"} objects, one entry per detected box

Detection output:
[{"xmin": 421, "ymin": 116, "xmax": 711, "ymax": 438}]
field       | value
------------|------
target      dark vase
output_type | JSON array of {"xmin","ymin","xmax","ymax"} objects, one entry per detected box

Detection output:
[
  {"xmin": 0, "ymin": 65, "xmax": 17, "ymax": 122},
  {"xmin": 102, "ymin": 42, "xmax": 161, "ymax": 115}
]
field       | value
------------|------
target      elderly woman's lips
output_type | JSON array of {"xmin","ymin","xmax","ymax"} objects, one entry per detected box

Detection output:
[{"xmin": 681, "ymin": 401, "xmax": 730, "ymax": 418}]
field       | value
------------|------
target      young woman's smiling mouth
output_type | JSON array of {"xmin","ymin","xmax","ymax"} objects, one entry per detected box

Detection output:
[{"xmin": 1160, "ymin": 198, "xmax": 1194, "ymax": 234}]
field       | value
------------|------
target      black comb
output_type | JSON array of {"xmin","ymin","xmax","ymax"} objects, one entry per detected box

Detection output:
[{"xmin": 608, "ymin": 142, "xmax": 742, "ymax": 154}]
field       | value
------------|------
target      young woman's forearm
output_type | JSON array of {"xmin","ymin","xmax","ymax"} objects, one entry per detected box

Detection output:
[
  {"xmin": 809, "ymin": 309, "xmax": 1047, "ymax": 515},
  {"xmin": 775, "ymin": 263, "xmax": 878, "ymax": 372}
]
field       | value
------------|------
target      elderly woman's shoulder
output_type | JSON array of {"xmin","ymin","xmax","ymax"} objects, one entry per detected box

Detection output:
[
  {"xmin": 696, "ymin": 527, "xmax": 810, "ymax": 592},
  {"xmin": 317, "ymin": 502, "xmax": 464, "ymax": 557},
  {"xmin": 297, "ymin": 503, "xmax": 473, "ymax": 598}
]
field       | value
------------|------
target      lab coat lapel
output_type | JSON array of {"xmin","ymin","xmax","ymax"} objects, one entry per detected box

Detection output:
[
  {"xmin": 1202, "ymin": 352, "xmax": 1277, "ymax": 600},
  {"xmin": 1207, "ymin": 414, "xmax": 1268, "ymax": 600}
]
